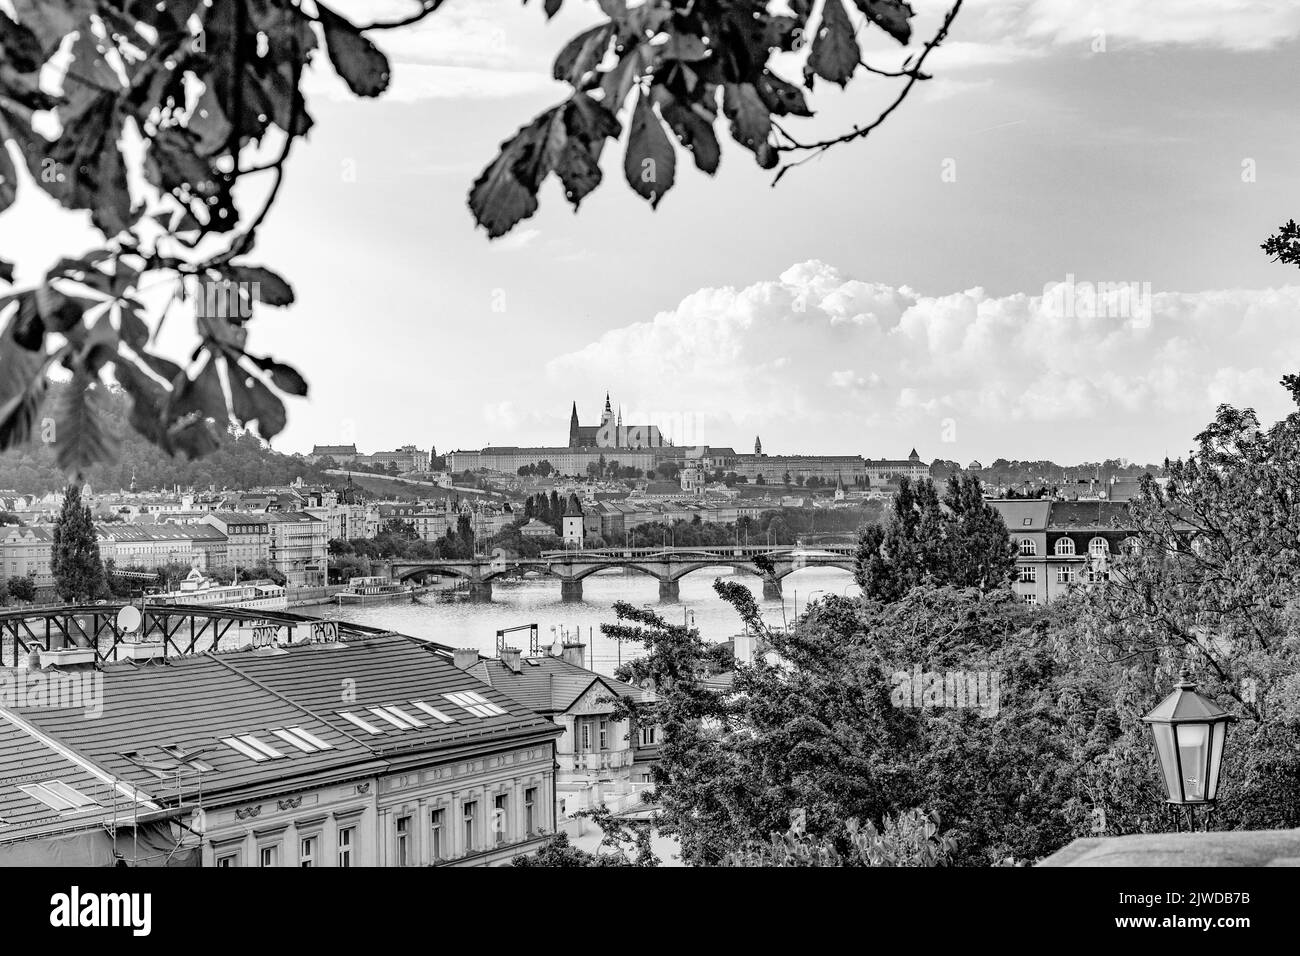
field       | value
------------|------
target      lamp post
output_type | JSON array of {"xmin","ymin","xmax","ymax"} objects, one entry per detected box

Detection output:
[{"xmin": 1141, "ymin": 677, "xmax": 1236, "ymax": 831}]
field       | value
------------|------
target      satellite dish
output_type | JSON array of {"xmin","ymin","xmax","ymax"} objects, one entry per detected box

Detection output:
[
  {"xmin": 116, "ymin": 606, "xmax": 141, "ymax": 634},
  {"xmin": 550, "ymin": 641, "xmax": 564, "ymax": 657}
]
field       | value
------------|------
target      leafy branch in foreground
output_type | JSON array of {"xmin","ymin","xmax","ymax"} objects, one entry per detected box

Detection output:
[
  {"xmin": 0, "ymin": 0, "xmax": 961, "ymax": 477},
  {"xmin": 472, "ymin": 0, "xmax": 965, "ymax": 235}
]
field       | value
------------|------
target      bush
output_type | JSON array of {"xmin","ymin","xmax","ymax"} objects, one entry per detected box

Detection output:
[{"xmin": 723, "ymin": 808, "xmax": 957, "ymax": 867}]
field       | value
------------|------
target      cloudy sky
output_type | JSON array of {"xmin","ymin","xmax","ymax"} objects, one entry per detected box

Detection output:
[{"xmin": 7, "ymin": 0, "xmax": 1300, "ymax": 465}]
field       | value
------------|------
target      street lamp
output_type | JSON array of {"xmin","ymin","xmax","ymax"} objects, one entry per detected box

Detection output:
[{"xmin": 1141, "ymin": 677, "xmax": 1236, "ymax": 829}]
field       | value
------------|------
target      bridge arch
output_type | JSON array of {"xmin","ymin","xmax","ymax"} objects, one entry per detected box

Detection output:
[
  {"xmin": 566, "ymin": 562, "xmax": 672, "ymax": 583},
  {"xmin": 771, "ymin": 559, "xmax": 857, "ymax": 581},
  {"xmin": 391, "ymin": 565, "xmax": 474, "ymax": 583}
]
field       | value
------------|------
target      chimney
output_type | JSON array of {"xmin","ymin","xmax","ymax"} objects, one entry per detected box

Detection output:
[
  {"xmin": 733, "ymin": 632, "xmax": 755, "ymax": 666},
  {"xmin": 561, "ymin": 642, "xmax": 586, "ymax": 669},
  {"xmin": 499, "ymin": 646, "xmax": 522, "ymax": 673},
  {"xmin": 118, "ymin": 640, "xmax": 165, "ymax": 663},
  {"xmin": 453, "ymin": 648, "xmax": 479, "ymax": 669},
  {"xmin": 39, "ymin": 646, "xmax": 97, "ymax": 669}
]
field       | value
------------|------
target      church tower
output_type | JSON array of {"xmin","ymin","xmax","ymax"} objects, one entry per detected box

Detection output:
[
  {"xmin": 754, "ymin": 436, "xmax": 762, "ymax": 456},
  {"xmin": 569, "ymin": 401, "xmax": 580, "ymax": 447},
  {"xmin": 600, "ymin": 392, "xmax": 614, "ymax": 427}
]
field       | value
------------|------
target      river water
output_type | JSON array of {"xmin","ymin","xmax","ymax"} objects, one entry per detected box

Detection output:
[{"xmin": 319, "ymin": 566, "xmax": 859, "ymax": 677}]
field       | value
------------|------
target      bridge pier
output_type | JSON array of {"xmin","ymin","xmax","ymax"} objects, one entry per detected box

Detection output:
[
  {"xmin": 468, "ymin": 579, "xmax": 492, "ymax": 601},
  {"xmin": 560, "ymin": 579, "xmax": 583, "ymax": 602},
  {"xmin": 658, "ymin": 579, "xmax": 680, "ymax": 603},
  {"xmin": 762, "ymin": 576, "xmax": 783, "ymax": 600}
]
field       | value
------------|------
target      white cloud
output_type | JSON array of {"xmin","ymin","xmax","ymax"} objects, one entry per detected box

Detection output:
[
  {"xmin": 309, "ymin": 0, "xmax": 1299, "ymax": 105},
  {"xmin": 482, "ymin": 401, "xmax": 520, "ymax": 429},
  {"xmin": 543, "ymin": 261, "xmax": 1300, "ymax": 460},
  {"xmin": 1006, "ymin": 0, "xmax": 1300, "ymax": 52},
  {"xmin": 910, "ymin": 0, "xmax": 1300, "ymax": 75},
  {"xmin": 492, "ymin": 228, "xmax": 542, "ymax": 252}
]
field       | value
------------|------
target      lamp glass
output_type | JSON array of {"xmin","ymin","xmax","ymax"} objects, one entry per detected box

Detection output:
[
  {"xmin": 1150, "ymin": 722, "xmax": 1182, "ymax": 801},
  {"xmin": 1175, "ymin": 723, "xmax": 1210, "ymax": 801},
  {"xmin": 1207, "ymin": 721, "xmax": 1227, "ymax": 801}
]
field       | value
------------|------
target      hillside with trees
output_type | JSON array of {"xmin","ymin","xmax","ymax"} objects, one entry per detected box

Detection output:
[{"xmin": 0, "ymin": 384, "xmax": 329, "ymax": 494}]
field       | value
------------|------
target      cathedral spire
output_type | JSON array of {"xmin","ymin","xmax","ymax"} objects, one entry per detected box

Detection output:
[{"xmin": 754, "ymin": 435, "xmax": 762, "ymax": 456}]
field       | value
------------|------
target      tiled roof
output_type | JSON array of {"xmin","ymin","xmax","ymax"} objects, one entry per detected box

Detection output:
[
  {"xmin": 0, "ymin": 714, "xmax": 143, "ymax": 842},
  {"xmin": 264, "ymin": 511, "xmax": 320, "ymax": 524},
  {"xmin": 467, "ymin": 656, "xmax": 641, "ymax": 715},
  {"xmin": 1047, "ymin": 501, "xmax": 1132, "ymax": 530},
  {"xmin": 13, "ymin": 634, "xmax": 559, "ymax": 806},
  {"xmin": 988, "ymin": 499, "xmax": 1052, "ymax": 531},
  {"xmin": 185, "ymin": 524, "xmax": 227, "ymax": 541},
  {"xmin": 208, "ymin": 512, "xmax": 269, "ymax": 525},
  {"xmin": 1, "ymin": 526, "xmax": 53, "ymax": 542},
  {"xmin": 13, "ymin": 654, "xmax": 378, "ymax": 803},
  {"xmin": 215, "ymin": 635, "xmax": 558, "ymax": 760}
]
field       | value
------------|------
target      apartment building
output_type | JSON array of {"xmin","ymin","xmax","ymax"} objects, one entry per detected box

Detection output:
[
  {"xmin": 991, "ymin": 499, "xmax": 1139, "ymax": 605},
  {"xmin": 202, "ymin": 513, "xmax": 272, "ymax": 571},
  {"xmin": 460, "ymin": 643, "xmax": 657, "ymax": 817},
  {"xmin": 265, "ymin": 512, "xmax": 327, "ymax": 586},
  {"xmin": 0, "ymin": 526, "xmax": 56, "ymax": 589},
  {"xmin": 4, "ymin": 632, "xmax": 562, "ymax": 866},
  {"xmin": 96, "ymin": 523, "xmax": 195, "ymax": 570}
]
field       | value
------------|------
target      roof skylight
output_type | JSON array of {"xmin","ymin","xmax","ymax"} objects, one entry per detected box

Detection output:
[
  {"xmin": 337, "ymin": 711, "xmax": 384, "ymax": 734},
  {"xmin": 443, "ymin": 690, "xmax": 507, "ymax": 718}
]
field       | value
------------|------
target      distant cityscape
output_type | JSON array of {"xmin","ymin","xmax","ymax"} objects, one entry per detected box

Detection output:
[{"xmin": 0, "ymin": 393, "xmax": 1162, "ymax": 607}]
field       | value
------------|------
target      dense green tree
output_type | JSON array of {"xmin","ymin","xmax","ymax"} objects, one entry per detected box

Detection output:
[
  {"xmin": 853, "ymin": 476, "xmax": 1013, "ymax": 601},
  {"xmin": 604, "ymin": 576, "xmax": 1137, "ymax": 866},
  {"xmin": 50, "ymin": 484, "xmax": 108, "ymax": 602},
  {"xmin": 939, "ymin": 474, "xmax": 1018, "ymax": 591},
  {"xmin": 853, "ymin": 477, "xmax": 944, "ymax": 601},
  {"xmin": 456, "ymin": 513, "xmax": 475, "ymax": 556},
  {"xmin": 6, "ymin": 575, "xmax": 35, "ymax": 603},
  {"xmin": 511, "ymin": 807, "xmax": 658, "ymax": 867},
  {"xmin": 722, "ymin": 808, "xmax": 957, "ymax": 867}
]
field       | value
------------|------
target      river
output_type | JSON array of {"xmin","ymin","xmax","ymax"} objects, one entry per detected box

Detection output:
[{"xmin": 319, "ymin": 566, "xmax": 860, "ymax": 677}]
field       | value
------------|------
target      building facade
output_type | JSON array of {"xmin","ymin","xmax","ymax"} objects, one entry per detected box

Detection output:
[
  {"xmin": 5, "ymin": 632, "xmax": 563, "ymax": 867},
  {"xmin": 202, "ymin": 513, "xmax": 272, "ymax": 570},
  {"xmin": 990, "ymin": 499, "xmax": 1139, "ymax": 605},
  {"xmin": 463, "ymin": 643, "xmax": 655, "ymax": 818},
  {"xmin": 265, "ymin": 512, "xmax": 327, "ymax": 586}
]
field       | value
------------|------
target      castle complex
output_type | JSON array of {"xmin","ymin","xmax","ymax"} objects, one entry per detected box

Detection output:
[
  {"xmin": 444, "ymin": 395, "xmax": 926, "ymax": 487},
  {"xmin": 568, "ymin": 394, "xmax": 666, "ymax": 450}
]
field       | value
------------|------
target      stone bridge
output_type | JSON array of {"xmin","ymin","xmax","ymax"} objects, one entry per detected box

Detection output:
[{"xmin": 387, "ymin": 545, "xmax": 857, "ymax": 602}]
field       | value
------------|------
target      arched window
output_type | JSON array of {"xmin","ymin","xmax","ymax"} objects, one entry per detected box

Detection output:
[
  {"xmin": 1054, "ymin": 537, "xmax": 1075, "ymax": 556},
  {"xmin": 1019, "ymin": 538, "xmax": 1036, "ymax": 556},
  {"xmin": 1120, "ymin": 536, "xmax": 1140, "ymax": 556},
  {"xmin": 1089, "ymin": 537, "xmax": 1110, "ymax": 558}
]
